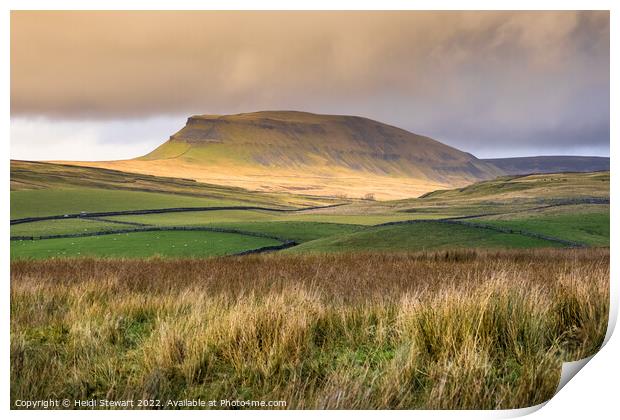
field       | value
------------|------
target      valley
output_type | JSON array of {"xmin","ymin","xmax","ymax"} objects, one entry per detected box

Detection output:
[{"xmin": 10, "ymin": 161, "xmax": 609, "ymax": 259}]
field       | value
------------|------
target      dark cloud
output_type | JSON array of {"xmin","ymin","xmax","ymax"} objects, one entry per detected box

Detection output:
[{"xmin": 10, "ymin": 11, "xmax": 609, "ymax": 157}]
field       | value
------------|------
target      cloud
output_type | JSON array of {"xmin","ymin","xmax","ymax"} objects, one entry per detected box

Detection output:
[
  {"xmin": 10, "ymin": 116, "xmax": 185, "ymax": 161},
  {"xmin": 10, "ymin": 11, "xmax": 609, "ymax": 158}
]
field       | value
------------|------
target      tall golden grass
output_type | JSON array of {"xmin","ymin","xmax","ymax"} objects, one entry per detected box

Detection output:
[{"xmin": 11, "ymin": 249, "xmax": 609, "ymax": 409}]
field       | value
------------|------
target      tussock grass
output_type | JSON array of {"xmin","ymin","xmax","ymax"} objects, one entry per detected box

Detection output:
[{"xmin": 11, "ymin": 249, "xmax": 609, "ymax": 409}]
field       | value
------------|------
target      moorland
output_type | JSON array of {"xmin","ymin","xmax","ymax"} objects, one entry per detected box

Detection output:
[{"xmin": 10, "ymin": 111, "xmax": 610, "ymax": 409}]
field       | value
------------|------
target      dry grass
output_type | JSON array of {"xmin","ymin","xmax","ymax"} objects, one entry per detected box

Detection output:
[{"xmin": 11, "ymin": 249, "xmax": 609, "ymax": 409}]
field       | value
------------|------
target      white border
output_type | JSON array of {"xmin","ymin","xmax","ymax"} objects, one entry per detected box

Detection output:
[{"xmin": 2, "ymin": 1, "xmax": 616, "ymax": 419}]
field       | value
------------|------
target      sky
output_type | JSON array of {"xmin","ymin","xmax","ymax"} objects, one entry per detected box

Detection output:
[{"xmin": 10, "ymin": 10, "xmax": 610, "ymax": 160}]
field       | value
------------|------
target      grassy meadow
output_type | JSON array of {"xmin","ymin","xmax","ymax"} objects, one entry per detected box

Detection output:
[
  {"xmin": 476, "ymin": 206, "xmax": 610, "ymax": 247},
  {"xmin": 10, "ymin": 188, "xmax": 245, "ymax": 219},
  {"xmin": 10, "ymin": 161, "xmax": 610, "ymax": 409},
  {"xmin": 11, "ymin": 160, "xmax": 339, "ymax": 218},
  {"xmin": 285, "ymin": 221, "xmax": 562, "ymax": 253},
  {"xmin": 10, "ymin": 231, "xmax": 283, "ymax": 260},
  {"xmin": 11, "ymin": 250, "xmax": 609, "ymax": 409},
  {"xmin": 11, "ymin": 218, "xmax": 124, "ymax": 238}
]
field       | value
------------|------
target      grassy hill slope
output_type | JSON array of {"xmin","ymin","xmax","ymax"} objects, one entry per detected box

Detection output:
[
  {"xmin": 285, "ymin": 222, "xmax": 559, "ymax": 253},
  {"xmin": 11, "ymin": 160, "xmax": 341, "ymax": 219},
  {"xmin": 56, "ymin": 111, "xmax": 503, "ymax": 199},
  {"xmin": 11, "ymin": 231, "xmax": 282, "ymax": 260},
  {"xmin": 415, "ymin": 171, "xmax": 609, "ymax": 206}
]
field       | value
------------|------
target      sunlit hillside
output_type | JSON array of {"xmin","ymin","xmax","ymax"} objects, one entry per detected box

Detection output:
[{"xmin": 58, "ymin": 111, "xmax": 503, "ymax": 200}]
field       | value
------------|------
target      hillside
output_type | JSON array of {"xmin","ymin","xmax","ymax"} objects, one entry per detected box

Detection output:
[
  {"xmin": 483, "ymin": 156, "xmax": 609, "ymax": 175},
  {"xmin": 298, "ymin": 171, "xmax": 610, "ymax": 222},
  {"xmin": 58, "ymin": 111, "xmax": 503, "ymax": 200},
  {"xmin": 417, "ymin": 171, "xmax": 610, "ymax": 202},
  {"xmin": 10, "ymin": 160, "xmax": 341, "ymax": 219}
]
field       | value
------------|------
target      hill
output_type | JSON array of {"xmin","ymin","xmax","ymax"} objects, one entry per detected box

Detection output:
[
  {"xmin": 294, "ymin": 171, "xmax": 609, "ymax": 218},
  {"xmin": 10, "ymin": 160, "xmax": 341, "ymax": 219},
  {"xmin": 417, "ymin": 171, "xmax": 609, "ymax": 202},
  {"xmin": 483, "ymin": 156, "xmax": 609, "ymax": 175},
  {"xmin": 57, "ymin": 111, "xmax": 503, "ymax": 200}
]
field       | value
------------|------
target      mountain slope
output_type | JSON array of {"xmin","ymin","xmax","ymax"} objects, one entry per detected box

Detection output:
[
  {"xmin": 58, "ymin": 111, "xmax": 503, "ymax": 199},
  {"xmin": 483, "ymin": 156, "xmax": 609, "ymax": 175}
]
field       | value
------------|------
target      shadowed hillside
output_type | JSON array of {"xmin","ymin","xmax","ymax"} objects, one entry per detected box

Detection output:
[
  {"xmin": 484, "ymin": 156, "xmax": 609, "ymax": 175},
  {"xmin": 58, "ymin": 111, "xmax": 503, "ymax": 200}
]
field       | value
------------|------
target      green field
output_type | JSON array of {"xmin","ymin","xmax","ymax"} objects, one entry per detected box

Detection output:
[
  {"xmin": 11, "ymin": 231, "xmax": 282, "ymax": 260},
  {"xmin": 196, "ymin": 221, "xmax": 365, "ymax": 243},
  {"xmin": 107, "ymin": 209, "xmax": 281, "ymax": 225},
  {"xmin": 11, "ymin": 160, "xmax": 341, "ymax": 219},
  {"xmin": 417, "ymin": 171, "xmax": 609, "ymax": 202},
  {"xmin": 476, "ymin": 208, "xmax": 609, "ymax": 247},
  {"xmin": 10, "ymin": 162, "xmax": 610, "ymax": 259},
  {"xmin": 10, "ymin": 214, "xmax": 368, "ymax": 243},
  {"xmin": 279, "ymin": 213, "xmax": 439, "ymax": 225},
  {"xmin": 10, "ymin": 218, "xmax": 124, "ymax": 237},
  {"xmin": 107, "ymin": 210, "xmax": 425, "ymax": 227},
  {"xmin": 10, "ymin": 188, "xmax": 248, "ymax": 219},
  {"xmin": 286, "ymin": 221, "xmax": 560, "ymax": 253}
]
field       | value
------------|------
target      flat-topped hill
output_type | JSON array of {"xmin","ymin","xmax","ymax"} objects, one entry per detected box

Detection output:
[{"xmin": 58, "ymin": 111, "xmax": 503, "ymax": 200}]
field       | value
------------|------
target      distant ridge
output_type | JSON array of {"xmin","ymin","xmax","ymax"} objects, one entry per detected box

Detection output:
[{"xmin": 484, "ymin": 156, "xmax": 610, "ymax": 175}]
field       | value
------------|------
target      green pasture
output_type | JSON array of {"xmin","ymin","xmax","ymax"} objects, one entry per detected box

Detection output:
[
  {"xmin": 10, "ymin": 218, "xmax": 124, "ymax": 238},
  {"xmin": 107, "ymin": 210, "xmax": 429, "ymax": 227},
  {"xmin": 10, "ymin": 162, "xmax": 610, "ymax": 258},
  {"xmin": 286, "ymin": 221, "xmax": 562, "ymax": 254},
  {"xmin": 10, "ymin": 188, "xmax": 245, "ymax": 219},
  {"xmin": 10, "ymin": 231, "xmax": 282, "ymax": 260},
  {"xmin": 475, "ymin": 209, "xmax": 609, "ymax": 247}
]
